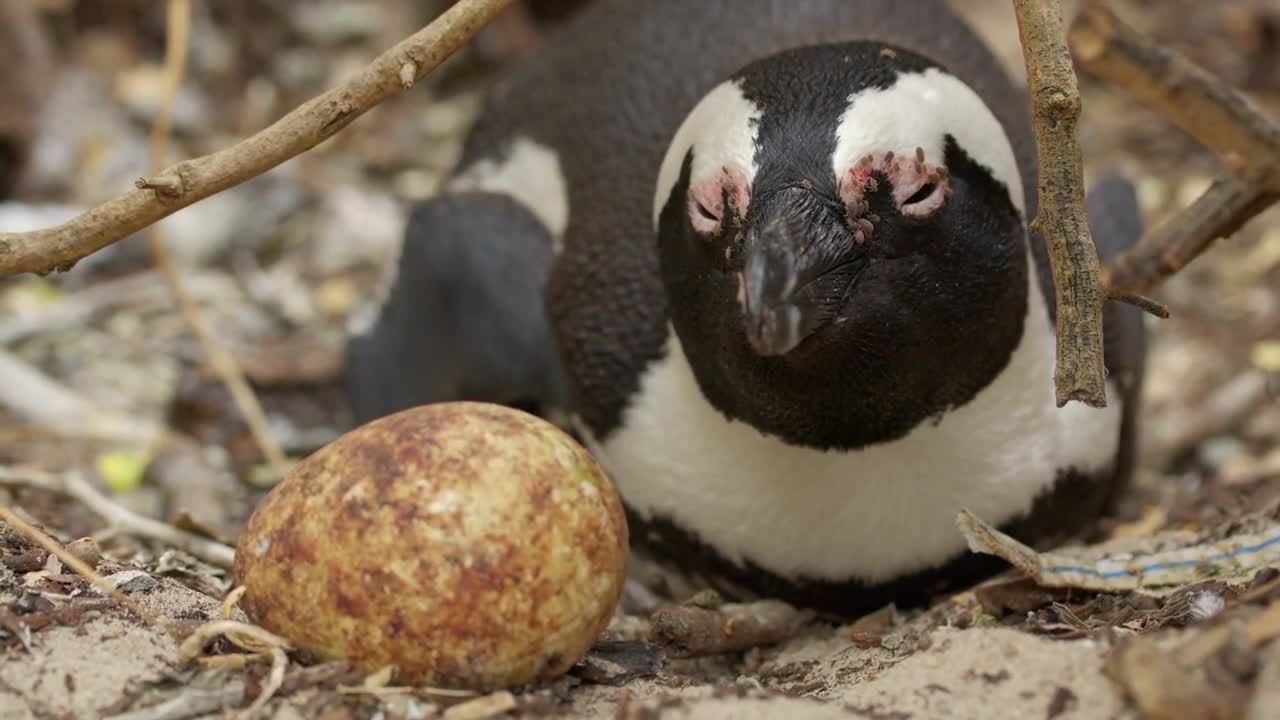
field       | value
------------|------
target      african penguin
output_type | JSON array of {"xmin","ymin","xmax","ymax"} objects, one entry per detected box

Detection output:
[{"xmin": 345, "ymin": 0, "xmax": 1148, "ymax": 618}]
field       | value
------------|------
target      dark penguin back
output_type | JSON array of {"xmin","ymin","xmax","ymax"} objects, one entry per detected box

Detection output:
[{"xmin": 451, "ymin": 0, "xmax": 1049, "ymax": 436}]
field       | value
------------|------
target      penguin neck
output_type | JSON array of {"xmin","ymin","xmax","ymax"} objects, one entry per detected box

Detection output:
[
  {"xmin": 666, "ymin": 237, "xmax": 1032, "ymax": 451},
  {"xmin": 714, "ymin": 239, "xmax": 1055, "ymax": 447}
]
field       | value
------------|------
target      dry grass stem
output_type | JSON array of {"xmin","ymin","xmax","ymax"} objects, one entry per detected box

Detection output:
[
  {"xmin": 0, "ymin": 466, "xmax": 236, "ymax": 567},
  {"xmin": 143, "ymin": 0, "xmax": 288, "ymax": 473},
  {"xmin": 0, "ymin": 0, "xmax": 517, "ymax": 277},
  {"xmin": 0, "ymin": 503, "xmax": 157, "ymax": 625}
]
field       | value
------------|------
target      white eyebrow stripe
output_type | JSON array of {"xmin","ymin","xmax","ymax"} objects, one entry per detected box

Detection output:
[
  {"xmin": 449, "ymin": 136, "xmax": 571, "ymax": 252},
  {"xmin": 654, "ymin": 80, "xmax": 763, "ymax": 230},
  {"xmin": 832, "ymin": 68, "xmax": 1024, "ymax": 217}
]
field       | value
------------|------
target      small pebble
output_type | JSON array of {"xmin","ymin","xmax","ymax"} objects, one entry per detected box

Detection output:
[
  {"xmin": 65, "ymin": 537, "xmax": 102, "ymax": 570},
  {"xmin": 105, "ymin": 570, "xmax": 158, "ymax": 594}
]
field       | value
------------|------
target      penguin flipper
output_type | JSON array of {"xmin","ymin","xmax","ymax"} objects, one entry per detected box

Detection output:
[{"xmin": 343, "ymin": 192, "xmax": 569, "ymax": 425}]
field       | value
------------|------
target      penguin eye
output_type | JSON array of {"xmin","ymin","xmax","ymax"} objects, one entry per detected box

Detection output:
[
  {"xmin": 687, "ymin": 195, "xmax": 723, "ymax": 235},
  {"xmin": 902, "ymin": 183, "xmax": 938, "ymax": 207},
  {"xmin": 695, "ymin": 200, "xmax": 719, "ymax": 223},
  {"xmin": 896, "ymin": 177, "xmax": 949, "ymax": 218},
  {"xmin": 687, "ymin": 164, "xmax": 751, "ymax": 236},
  {"xmin": 846, "ymin": 151, "xmax": 950, "ymax": 220}
]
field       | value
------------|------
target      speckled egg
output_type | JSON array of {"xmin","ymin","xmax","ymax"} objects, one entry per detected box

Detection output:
[{"xmin": 232, "ymin": 401, "xmax": 628, "ymax": 690}]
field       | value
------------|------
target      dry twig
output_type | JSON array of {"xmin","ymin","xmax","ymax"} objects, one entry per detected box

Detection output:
[
  {"xmin": 0, "ymin": 504, "xmax": 157, "ymax": 625},
  {"xmin": 0, "ymin": 0, "xmax": 516, "ymax": 277},
  {"xmin": 143, "ymin": 0, "xmax": 287, "ymax": 473},
  {"xmin": 178, "ymin": 619, "xmax": 293, "ymax": 659},
  {"xmin": 0, "ymin": 466, "xmax": 236, "ymax": 568},
  {"xmin": 648, "ymin": 599, "xmax": 814, "ymax": 658},
  {"xmin": 1105, "ymin": 600, "xmax": 1280, "ymax": 719},
  {"xmin": 1070, "ymin": 2, "xmax": 1280, "ymax": 295},
  {"xmin": 179, "ymin": 617, "xmax": 293, "ymax": 718},
  {"xmin": 1011, "ymin": 0, "xmax": 1109, "ymax": 407},
  {"xmin": 243, "ymin": 647, "xmax": 289, "ymax": 717},
  {"xmin": 1008, "ymin": 0, "xmax": 1280, "ymax": 405}
]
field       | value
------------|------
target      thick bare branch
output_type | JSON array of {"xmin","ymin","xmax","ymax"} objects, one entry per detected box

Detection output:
[
  {"xmin": 1012, "ymin": 0, "xmax": 1108, "ymax": 407},
  {"xmin": 0, "ymin": 0, "xmax": 516, "ymax": 278},
  {"xmin": 1071, "ymin": 3, "xmax": 1280, "ymax": 180},
  {"xmin": 1070, "ymin": 3, "xmax": 1280, "ymax": 296}
]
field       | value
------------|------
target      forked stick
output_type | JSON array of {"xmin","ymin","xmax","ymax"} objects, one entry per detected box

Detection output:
[
  {"xmin": 0, "ymin": 0, "xmax": 516, "ymax": 277},
  {"xmin": 1070, "ymin": 3, "xmax": 1280, "ymax": 295}
]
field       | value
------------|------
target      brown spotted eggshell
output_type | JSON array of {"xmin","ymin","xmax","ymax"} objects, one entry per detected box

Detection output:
[{"xmin": 232, "ymin": 401, "xmax": 628, "ymax": 690}]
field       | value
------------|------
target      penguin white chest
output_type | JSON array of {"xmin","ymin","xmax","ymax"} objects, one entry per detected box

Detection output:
[{"xmin": 578, "ymin": 290, "xmax": 1123, "ymax": 584}]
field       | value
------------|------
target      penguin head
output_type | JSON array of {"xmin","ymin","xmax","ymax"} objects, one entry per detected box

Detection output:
[{"xmin": 653, "ymin": 43, "xmax": 1032, "ymax": 449}]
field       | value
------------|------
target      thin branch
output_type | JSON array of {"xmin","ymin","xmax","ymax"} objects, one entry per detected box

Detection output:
[
  {"xmin": 155, "ymin": 271, "xmax": 288, "ymax": 469},
  {"xmin": 175, "ymin": 613, "xmax": 293, "ymax": 719},
  {"xmin": 1012, "ymin": 0, "xmax": 1108, "ymax": 407},
  {"xmin": 0, "ymin": 466, "xmax": 236, "ymax": 568},
  {"xmin": 0, "ymin": 504, "xmax": 157, "ymax": 625},
  {"xmin": 1104, "ymin": 174, "xmax": 1277, "ymax": 295},
  {"xmin": 242, "ymin": 646, "xmax": 289, "ymax": 717},
  {"xmin": 0, "ymin": 0, "xmax": 517, "ymax": 278},
  {"xmin": 1070, "ymin": 4, "xmax": 1280, "ymax": 179},
  {"xmin": 1071, "ymin": 2, "xmax": 1280, "ymax": 296},
  {"xmin": 1108, "ymin": 292, "xmax": 1169, "ymax": 319},
  {"xmin": 143, "ymin": 0, "xmax": 287, "ymax": 472},
  {"xmin": 178, "ymin": 619, "xmax": 292, "ymax": 659}
]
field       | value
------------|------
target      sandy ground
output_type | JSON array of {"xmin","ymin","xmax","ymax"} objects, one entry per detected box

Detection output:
[{"xmin": 2, "ymin": 1, "xmax": 1280, "ymax": 718}]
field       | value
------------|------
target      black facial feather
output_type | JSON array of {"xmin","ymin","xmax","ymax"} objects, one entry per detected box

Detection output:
[
  {"xmin": 736, "ymin": 43, "xmax": 938, "ymax": 201},
  {"xmin": 658, "ymin": 43, "xmax": 1029, "ymax": 450}
]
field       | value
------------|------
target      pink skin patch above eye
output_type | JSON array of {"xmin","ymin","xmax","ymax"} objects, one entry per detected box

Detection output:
[
  {"xmin": 840, "ymin": 148, "xmax": 951, "ymax": 242},
  {"xmin": 688, "ymin": 165, "xmax": 751, "ymax": 235}
]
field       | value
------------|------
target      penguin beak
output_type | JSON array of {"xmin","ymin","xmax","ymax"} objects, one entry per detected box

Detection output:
[{"xmin": 740, "ymin": 189, "xmax": 842, "ymax": 356}]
